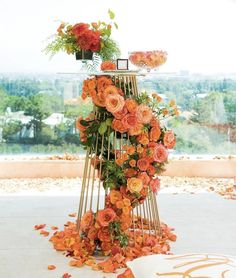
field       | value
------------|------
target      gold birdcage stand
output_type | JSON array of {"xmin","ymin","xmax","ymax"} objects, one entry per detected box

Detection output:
[{"xmin": 76, "ymin": 72, "xmax": 162, "ymax": 239}]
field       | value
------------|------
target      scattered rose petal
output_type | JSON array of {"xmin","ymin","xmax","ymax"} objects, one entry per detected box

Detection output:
[
  {"xmin": 68, "ymin": 213, "xmax": 76, "ymax": 217},
  {"xmin": 40, "ymin": 230, "xmax": 49, "ymax": 237},
  {"xmin": 47, "ymin": 265, "xmax": 56, "ymax": 270},
  {"xmin": 51, "ymin": 226, "xmax": 58, "ymax": 230},
  {"xmin": 34, "ymin": 224, "xmax": 46, "ymax": 230},
  {"xmin": 62, "ymin": 273, "xmax": 71, "ymax": 278}
]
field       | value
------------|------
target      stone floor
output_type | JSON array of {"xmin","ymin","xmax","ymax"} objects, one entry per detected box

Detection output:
[{"xmin": 0, "ymin": 193, "xmax": 235, "ymax": 278}]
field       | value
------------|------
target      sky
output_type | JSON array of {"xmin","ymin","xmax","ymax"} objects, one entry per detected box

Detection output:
[{"xmin": 0, "ymin": 0, "xmax": 236, "ymax": 74}]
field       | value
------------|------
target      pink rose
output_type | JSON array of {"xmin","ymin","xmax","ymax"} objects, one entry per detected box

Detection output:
[
  {"xmin": 153, "ymin": 144, "xmax": 168, "ymax": 163},
  {"xmin": 136, "ymin": 104, "xmax": 152, "ymax": 124},
  {"xmin": 163, "ymin": 130, "xmax": 176, "ymax": 149},
  {"xmin": 113, "ymin": 105, "xmax": 128, "ymax": 119},
  {"xmin": 105, "ymin": 93, "xmax": 125, "ymax": 114}
]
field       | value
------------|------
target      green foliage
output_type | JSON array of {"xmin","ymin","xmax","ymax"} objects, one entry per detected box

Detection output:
[
  {"xmin": 2, "ymin": 121, "xmax": 22, "ymax": 142},
  {"xmin": 109, "ymin": 221, "xmax": 128, "ymax": 247}
]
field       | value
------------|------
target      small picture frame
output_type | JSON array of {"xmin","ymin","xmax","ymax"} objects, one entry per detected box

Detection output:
[{"xmin": 116, "ymin": 59, "xmax": 129, "ymax": 70}]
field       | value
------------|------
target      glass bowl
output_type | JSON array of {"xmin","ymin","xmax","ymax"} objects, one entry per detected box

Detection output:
[{"xmin": 128, "ymin": 50, "xmax": 167, "ymax": 72}]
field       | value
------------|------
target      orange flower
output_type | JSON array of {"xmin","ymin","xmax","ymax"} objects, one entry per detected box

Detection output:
[
  {"xmin": 122, "ymin": 206, "xmax": 131, "ymax": 215},
  {"xmin": 128, "ymin": 123, "xmax": 143, "ymax": 136},
  {"xmin": 137, "ymin": 157, "xmax": 150, "ymax": 171},
  {"xmin": 121, "ymin": 113, "xmax": 138, "ymax": 130},
  {"xmin": 173, "ymin": 107, "xmax": 180, "ymax": 116},
  {"xmin": 101, "ymin": 61, "xmax": 116, "ymax": 70},
  {"xmin": 153, "ymin": 144, "xmax": 168, "ymax": 163},
  {"xmin": 112, "ymin": 119, "xmax": 127, "ymax": 133},
  {"xmin": 169, "ymin": 99, "xmax": 175, "ymax": 107},
  {"xmin": 124, "ymin": 168, "xmax": 137, "ymax": 178},
  {"xmin": 97, "ymin": 208, "xmax": 116, "ymax": 227},
  {"xmin": 163, "ymin": 130, "xmax": 176, "ymax": 149},
  {"xmin": 126, "ymin": 145, "xmax": 135, "ymax": 155},
  {"xmin": 87, "ymin": 78, "xmax": 96, "ymax": 90},
  {"xmin": 129, "ymin": 159, "xmax": 136, "ymax": 167},
  {"xmin": 116, "ymin": 200, "xmax": 124, "ymax": 209},
  {"xmin": 101, "ymin": 241, "xmax": 112, "ymax": 252},
  {"xmin": 127, "ymin": 177, "xmax": 143, "ymax": 193},
  {"xmin": 162, "ymin": 108, "xmax": 169, "ymax": 116},
  {"xmin": 152, "ymin": 93, "xmax": 162, "ymax": 102},
  {"xmin": 76, "ymin": 117, "xmax": 86, "ymax": 132},
  {"xmin": 137, "ymin": 172, "xmax": 150, "ymax": 185},
  {"xmin": 110, "ymin": 190, "xmax": 122, "ymax": 205},
  {"xmin": 98, "ymin": 228, "xmax": 111, "ymax": 242},
  {"xmin": 80, "ymin": 210, "xmax": 94, "ymax": 231},
  {"xmin": 123, "ymin": 198, "xmax": 131, "ymax": 207},
  {"xmin": 147, "ymin": 165, "xmax": 156, "ymax": 176},
  {"xmin": 137, "ymin": 132, "xmax": 149, "ymax": 145},
  {"xmin": 149, "ymin": 126, "xmax": 161, "ymax": 142},
  {"xmin": 97, "ymin": 76, "xmax": 113, "ymax": 92},
  {"xmin": 105, "ymin": 93, "xmax": 125, "ymax": 114},
  {"xmin": 125, "ymin": 99, "xmax": 138, "ymax": 114},
  {"xmin": 115, "ymin": 157, "xmax": 124, "ymax": 166},
  {"xmin": 87, "ymin": 226, "xmax": 98, "ymax": 240},
  {"xmin": 136, "ymin": 104, "xmax": 152, "ymax": 124},
  {"xmin": 113, "ymin": 105, "xmax": 128, "ymax": 119},
  {"xmin": 150, "ymin": 116, "xmax": 160, "ymax": 127},
  {"xmin": 137, "ymin": 144, "xmax": 144, "ymax": 154}
]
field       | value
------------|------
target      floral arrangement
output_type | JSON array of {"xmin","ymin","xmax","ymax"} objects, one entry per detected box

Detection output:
[
  {"xmin": 44, "ymin": 10, "xmax": 120, "ymax": 61},
  {"xmin": 44, "ymin": 75, "xmax": 179, "ymax": 276}
]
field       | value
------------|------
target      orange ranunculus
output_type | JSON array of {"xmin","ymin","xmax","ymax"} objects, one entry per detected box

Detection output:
[
  {"xmin": 128, "ymin": 123, "xmax": 143, "ymax": 136},
  {"xmin": 126, "ymin": 145, "xmax": 135, "ymax": 155},
  {"xmin": 97, "ymin": 208, "xmax": 116, "ymax": 227},
  {"xmin": 116, "ymin": 200, "xmax": 124, "ymax": 209},
  {"xmin": 76, "ymin": 117, "xmax": 86, "ymax": 132},
  {"xmin": 136, "ymin": 144, "xmax": 144, "ymax": 154},
  {"xmin": 113, "ymin": 105, "xmax": 128, "ymax": 119},
  {"xmin": 137, "ymin": 132, "xmax": 149, "ymax": 145},
  {"xmin": 122, "ymin": 206, "xmax": 131, "ymax": 215},
  {"xmin": 127, "ymin": 177, "xmax": 143, "ymax": 193},
  {"xmin": 121, "ymin": 153, "xmax": 129, "ymax": 161},
  {"xmin": 136, "ymin": 104, "xmax": 152, "ymax": 124},
  {"xmin": 98, "ymin": 228, "xmax": 111, "ymax": 242},
  {"xmin": 80, "ymin": 210, "xmax": 94, "ymax": 231},
  {"xmin": 150, "ymin": 126, "xmax": 161, "ymax": 142},
  {"xmin": 137, "ymin": 172, "xmax": 150, "ymax": 186},
  {"xmin": 115, "ymin": 157, "xmax": 124, "ymax": 166},
  {"xmin": 125, "ymin": 99, "xmax": 138, "ymax": 114},
  {"xmin": 123, "ymin": 198, "xmax": 131, "ymax": 207},
  {"xmin": 121, "ymin": 113, "xmax": 138, "ymax": 130},
  {"xmin": 101, "ymin": 61, "xmax": 116, "ymax": 71},
  {"xmin": 162, "ymin": 108, "xmax": 169, "ymax": 116},
  {"xmin": 110, "ymin": 190, "xmax": 122, "ymax": 205},
  {"xmin": 129, "ymin": 159, "xmax": 136, "ymax": 167},
  {"xmin": 137, "ymin": 157, "xmax": 150, "ymax": 171},
  {"xmin": 112, "ymin": 119, "xmax": 128, "ymax": 133},
  {"xmin": 124, "ymin": 168, "xmax": 137, "ymax": 178},
  {"xmin": 105, "ymin": 93, "xmax": 125, "ymax": 114},
  {"xmin": 153, "ymin": 144, "xmax": 168, "ymax": 163},
  {"xmin": 163, "ymin": 130, "xmax": 176, "ymax": 149},
  {"xmin": 87, "ymin": 226, "xmax": 98, "ymax": 240}
]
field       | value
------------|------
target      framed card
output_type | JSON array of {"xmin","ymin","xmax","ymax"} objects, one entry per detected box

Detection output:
[{"xmin": 116, "ymin": 59, "xmax": 129, "ymax": 70}]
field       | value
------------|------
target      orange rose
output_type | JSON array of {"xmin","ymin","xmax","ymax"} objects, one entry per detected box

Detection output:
[
  {"xmin": 137, "ymin": 172, "xmax": 150, "ymax": 186},
  {"xmin": 80, "ymin": 210, "xmax": 94, "ymax": 231},
  {"xmin": 97, "ymin": 76, "xmax": 113, "ymax": 92},
  {"xmin": 127, "ymin": 177, "xmax": 143, "ymax": 193},
  {"xmin": 125, "ymin": 99, "xmax": 138, "ymax": 114},
  {"xmin": 97, "ymin": 208, "xmax": 116, "ymax": 227},
  {"xmin": 110, "ymin": 190, "xmax": 122, "ymax": 205},
  {"xmin": 137, "ymin": 144, "xmax": 144, "ymax": 154},
  {"xmin": 136, "ymin": 104, "xmax": 152, "ymax": 124},
  {"xmin": 101, "ymin": 61, "xmax": 116, "ymax": 71},
  {"xmin": 87, "ymin": 78, "xmax": 96, "ymax": 90},
  {"xmin": 147, "ymin": 165, "xmax": 156, "ymax": 176},
  {"xmin": 105, "ymin": 93, "xmax": 125, "ymax": 114},
  {"xmin": 129, "ymin": 123, "xmax": 143, "ymax": 136},
  {"xmin": 150, "ymin": 116, "xmax": 160, "ymax": 127},
  {"xmin": 126, "ymin": 145, "xmax": 135, "ymax": 155},
  {"xmin": 121, "ymin": 113, "xmax": 138, "ymax": 130},
  {"xmin": 87, "ymin": 226, "xmax": 98, "ymax": 240},
  {"xmin": 163, "ymin": 130, "xmax": 176, "ymax": 149},
  {"xmin": 113, "ymin": 105, "xmax": 128, "ymax": 119},
  {"xmin": 149, "ymin": 178, "xmax": 160, "ymax": 193},
  {"xmin": 98, "ymin": 228, "xmax": 111, "ymax": 242},
  {"xmin": 153, "ymin": 144, "xmax": 168, "ymax": 163},
  {"xmin": 149, "ymin": 126, "xmax": 161, "ymax": 142},
  {"xmin": 112, "ymin": 119, "xmax": 128, "ymax": 133},
  {"xmin": 137, "ymin": 158, "xmax": 150, "ymax": 171}
]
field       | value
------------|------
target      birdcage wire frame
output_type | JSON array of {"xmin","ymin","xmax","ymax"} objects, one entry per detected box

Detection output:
[{"xmin": 76, "ymin": 73, "xmax": 162, "ymax": 242}]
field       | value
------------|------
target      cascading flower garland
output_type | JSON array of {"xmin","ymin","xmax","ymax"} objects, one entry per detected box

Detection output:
[{"xmin": 49, "ymin": 75, "xmax": 179, "ymax": 276}]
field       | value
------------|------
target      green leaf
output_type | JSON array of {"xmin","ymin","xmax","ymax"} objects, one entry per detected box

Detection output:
[
  {"xmin": 98, "ymin": 121, "xmax": 107, "ymax": 135},
  {"xmin": 108, "ymin": 9, "xmax": 115, "ymax": 20},
  {"xmin": 80, "ymin": 119, "xmax": 89, "ymax": 127},
  {"xmin": 114, "ymin": 22, "xmax": 118, "ymax": 29},
  {"xmin": 106, "ymin": 118, "xmax": 112, "ymax": 126}
]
